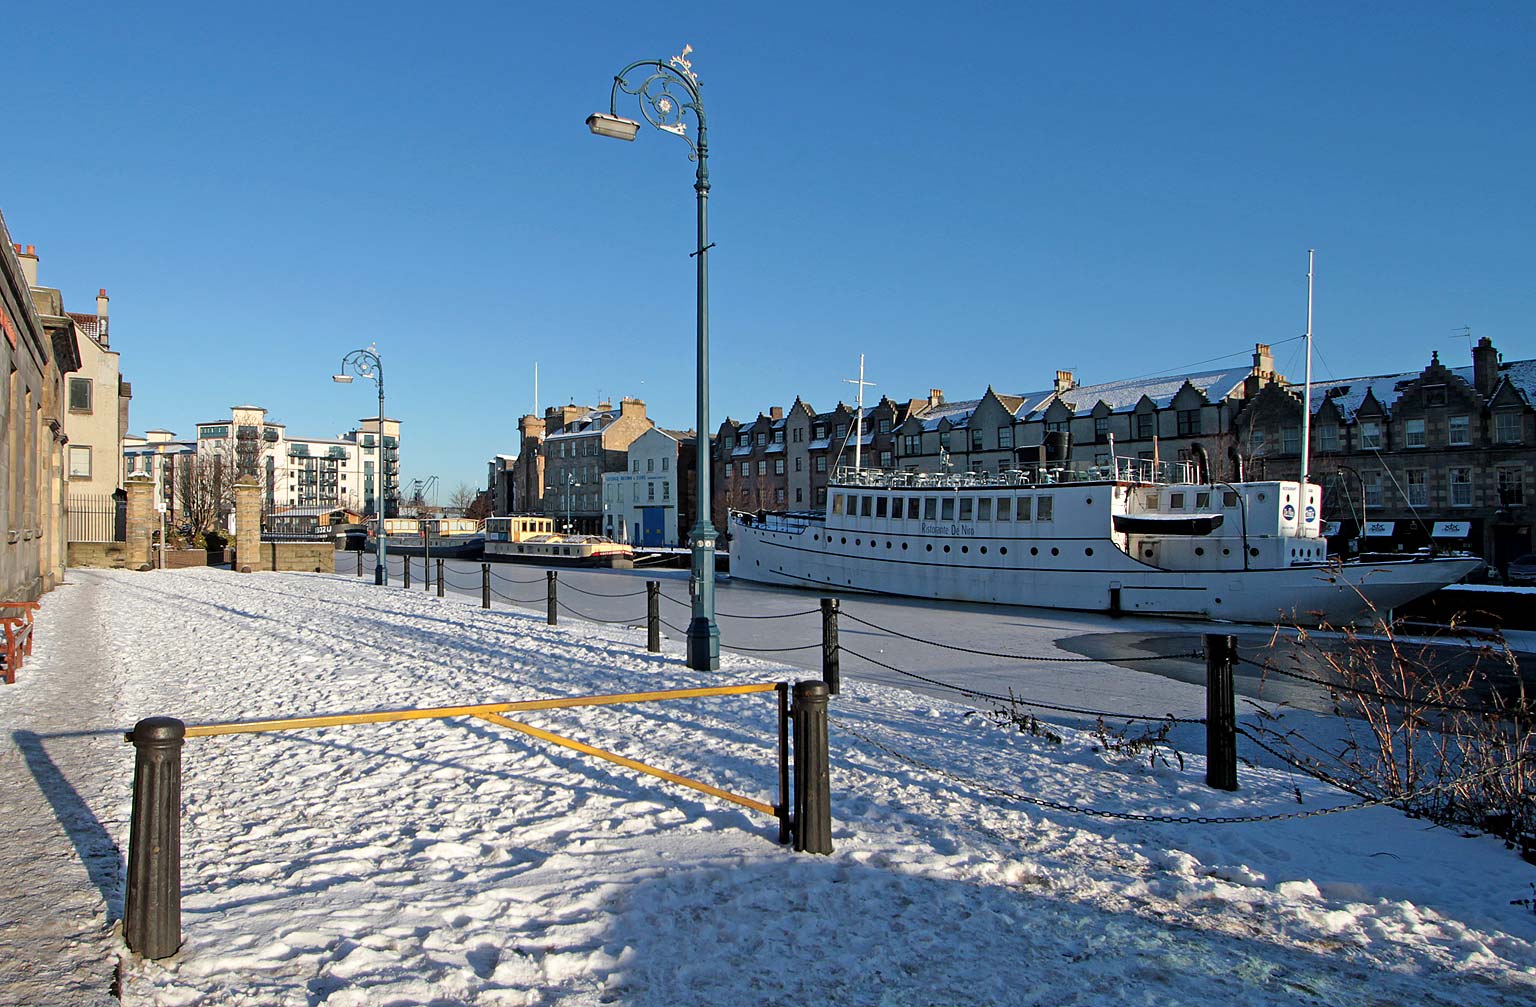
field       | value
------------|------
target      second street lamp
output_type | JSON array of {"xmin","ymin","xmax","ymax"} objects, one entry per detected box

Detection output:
[
  {"xmin": 334, "ymin": 346, "xmax": 389, "ymax": 585},
  {"xmin": 589, "ymin": 44, "xmax": 719, "ymax": 671}
]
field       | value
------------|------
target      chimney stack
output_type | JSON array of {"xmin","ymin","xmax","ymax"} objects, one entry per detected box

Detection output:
[
  {"xmin": 16, "ymin": 244, "xmax": 38, "ymax": 287},
  {"xmin": 96, "ymin": 288, "xmax": 110, "ymax": 347},
  {"xmin": 1054, "ymin": 370, "xmax": 1075, "ymax": 395},
  {"xmin": 769, "ymin": 406, "xmax": 783, "ymax": 420},
  {"xmin": 928, "ymin": 388, "xmax": 944, "ymax": 408},
  {"xmin": 1472, "ymin": 336, "xmax": 1501, "ymax": 399},
  {"xmin": 618, "ymin": 396, "xmax": 647, "ymax": 420},
  {"xmin": 1252, "ymin": 342, "xmax": 1274, "ymax": 378}
]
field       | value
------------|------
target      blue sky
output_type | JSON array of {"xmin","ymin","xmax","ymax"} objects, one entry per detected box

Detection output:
[{"xmin": 6, "ymin": 2, "xmax": 1532, "ymax": 496}]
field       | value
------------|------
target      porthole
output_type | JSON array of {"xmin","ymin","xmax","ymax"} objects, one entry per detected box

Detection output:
[
  {"xmin": 1084, "ymin": 547, "xmax": 1093, "ymax": 557},
  {"xmin": 960, "ymin": 546, "xmax": 968, "ymax": 554},
  {"xmin": 980, "ymin": 546, "xmax": 988, "ymax": 555},
  {"xmin": 1195, "ymin": 547, "xmax": 1204, "ymax": 556},
  {"xmin": 840, "ymin": 537, "xmax": 847, "ymax": 545},
  {"xmin": 885, "ymin": 541, "xmax": 892, "ymax": 549},
  {"xmin": 1085, "ymin": 497, "xmax": 1093, "ymax": 505},
  {"xmin": 999, "ymin": 547, "xmax": 1007, "ymax": 556},
  {"xmin": 1215, "ymin": 597, "xmax": 1222, "ymax": 605},
  {"xmin": 813, "ymin": 534, "xmax": 819, "ymax": 542},
  {"xmin": 943, "ymin": 545, "xmax": 951, "ymax": 553},
  {"xmin": 871, "ymin": 540, "xmax": 878, "ymax": 548},
  {"xmin": 855, "ymin": 538, "xmax": 861, "ymax": 546},
  {"xmin": 901, "ymin": 542, "xmax": 908, "ymax": 550},
  {"xmin": 1144, "ymin": 549, "xmax": 1154, "ymax": 559},
  {"xmin": 1249, "ymin": 547, "xmax": 1260, "ymax": 557},
  {"xmin": 1222, "ymin": 548, "xmax": 1231, "ymax": 556},
  {"xmin": 1050, "ymin": 547, "xmax": 1060, "ymax": 556},
  {"xmin": 1031, "ymin": 547, "xmax": 1039, "ymax": 556},
  {"xmin": 926, "ymin": 544, "xmax": 933, "ymax": 552}
]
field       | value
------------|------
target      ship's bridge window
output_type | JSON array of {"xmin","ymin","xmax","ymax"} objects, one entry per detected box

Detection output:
[
  {"xmin": 832, "ymin": 494, "xmax": 845, "ymax": 516},
  {"xmin": 875, "ymin": 497, "xmax": 888, "ymax": 518},
  {"xmin": 924, "ymin": 498, "xmax": 937, "ymax": 520},
  {"xmin": 1196, "ymin": 492, "xmax": 1210, "ymax": 509},
  {"xmin": 1224, "ymin": 491, "xmax": 1239, "ymax": 507},
  {"xmin": 890, "ymin": 496, "xmax": 902, "ymax": 518},
  {"xmin": 861, "ymin": 496, "xmax": 873, "ymax": 517},
  {"xmin": 907, "ymin": 498, "xmax": 920, "ymax": 520},
  {"xmin": 1018, "ymin": 497, "xmax": 1032, "ymax": 521},
  {"xmin": 978, "ymin": 498, "xmax": 992, "ymax": 521},
  {"xmin": 1038, "ymin": 496, "xmax": 1054, "ymax": 521},
  {"xmin": 941, "ymin": 498, "xmax": 955, "ymax": 521},
  {"xmin": 959, "ymin": 498, "xmax": 974, "ymax": 521},
  {"xmin": 996, "ymin": 497, "xmax": 1012, "ymax": 521}
]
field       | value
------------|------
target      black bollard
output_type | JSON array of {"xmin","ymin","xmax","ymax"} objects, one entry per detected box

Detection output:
[
  {"xmin": 792, "ymin": 680, "xmax": 833, "ymax": 854},
  {"xmin": 403, "ymin": 557, "xmax": 411, "ymax": 589},
  {"xmin": 482, "ymin": 563, "xmax": 490, "ymax": 609},
  {"xmin": 436, "ymin": 559, "xmax": 445, "ymax": 598},
  {"xmin": 356, "ymin": 549, "xmax": 364, "ymax": 577},
  {"xmin": 125, "ymin": 717, "xmax": 185, "ymax": 959},
  {"xmin": 821, "ymin": 597, "xmax": 841, "ymax": 695},
  {"xmin": 1204, "ymin": 633, "xmax": 1238, "ymax": 791},
  {"xmin": 546, "ymin": 570, "xmax": 558, "ymax": 626},
  {"xmin": 647, "ymin": 581, "xmax": 661, "ymax": 653}
]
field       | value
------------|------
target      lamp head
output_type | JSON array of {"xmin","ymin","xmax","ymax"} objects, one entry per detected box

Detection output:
[
  {"xmin": 587, "ymin": 113, "xmax": 641, "ymax": 141},
  {"xmin": 332, "ymin": 374, "xmax": 354, "ymax": 384}
]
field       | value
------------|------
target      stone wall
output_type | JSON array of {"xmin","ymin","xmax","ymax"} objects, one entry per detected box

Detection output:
[
  {"xmin": 67, "ymin": 541, "xmax": 130, "ymax": 568},
  {"xmin": 233, "ymin": 542, "xmax": 336, "ymax": 573}
]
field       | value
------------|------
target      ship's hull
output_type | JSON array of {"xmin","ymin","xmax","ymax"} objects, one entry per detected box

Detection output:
[
  {"xmin": 369, "ymin": 535, "xmax": 484, "ymax": 559},
  {"xmin": 728, "ymin": 516, "xmax": 1478, "ymax": 625}
]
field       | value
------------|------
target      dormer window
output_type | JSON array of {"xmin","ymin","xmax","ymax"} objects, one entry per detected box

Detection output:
[{"xmin": 1360, "ymin": 420, "xmax": 1383, "ymax": 449}]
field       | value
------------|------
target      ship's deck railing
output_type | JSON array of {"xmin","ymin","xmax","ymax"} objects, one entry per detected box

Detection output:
[
  {"xmin": 734, "ymin": 511, "xmax": 819, "ymax": 533},
  {"xmin": 831, "ymin": 455, "xmax": 1196, "ymax": 491}
]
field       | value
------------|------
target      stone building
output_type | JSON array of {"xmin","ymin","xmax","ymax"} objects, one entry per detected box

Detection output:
[
  {"xmin": 601, "ymin": 426, "xmax": 689, "ymax": 546},
  {"xmin": 506, "ymin": 413, "xmax": 547, "ymax": 516},
  {"xmin": 59, "ymin": 287, "xmax": 130, "ymax": 496},
  {"xmin": 1235, "ymin": 336, "xmax": 1534, "ymax": 569},
  {"xmin": 2, "ymin": 224, "xmax": 80, "ymax": 599},
  {"xmin": 542, "ymin": 398, "xmax": 654, "ymax": 534}
]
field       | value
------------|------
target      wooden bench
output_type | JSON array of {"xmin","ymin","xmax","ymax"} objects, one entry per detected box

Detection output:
[{"xmin": 0, "ymin": 601, "xmax": 39, "ymax": 684}]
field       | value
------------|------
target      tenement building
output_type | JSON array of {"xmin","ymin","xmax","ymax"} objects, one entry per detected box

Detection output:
[
  {"xmin": 1236, "ymin": 336, "xmax": 1533, "ymax": 570},
  {"xmin": 541, "ymin": 398, "xmax": 653, "ymax": 534}
]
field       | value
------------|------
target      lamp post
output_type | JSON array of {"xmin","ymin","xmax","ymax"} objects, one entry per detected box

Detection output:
[
  {"xmin": 333, "ymin": 346, "xmax": 389, "ymax": 585},
  {"xmin": 1333, "ymin": 463, "xmax": 1368, "ymax": 555},
  {"xmin": 588, "ymin": 44, "xmax": 720, "ymax": 670},
  {"xmin": 565, "ymin": 472, "xmax": 581, "ymax": 535}
]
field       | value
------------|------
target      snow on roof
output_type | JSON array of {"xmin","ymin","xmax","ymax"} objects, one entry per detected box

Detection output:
[
  {"xmin": 919, "ymin": 399, "xmax": 981, "ymax": 431},
  {"xmin": 1302, "ymin": 358, "xmax": 1536, "ymax": 418},
  {"xmin": 1039, "ymin": 365, "xmax": 1254, "ymax": 419}
]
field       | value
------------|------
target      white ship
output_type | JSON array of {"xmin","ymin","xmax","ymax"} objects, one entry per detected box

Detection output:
[
  {"xmin": 728, "ymin": 458, "xmax": 1479, "ymax": 625},
  {"xmin": 484, "ymin": 516, "xmax": 634, "ymax": 568}
]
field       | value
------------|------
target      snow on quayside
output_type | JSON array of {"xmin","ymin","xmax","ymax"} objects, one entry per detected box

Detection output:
[{"xmin": 9, "ymin": 567, "xmax": 1536, "ymax": 1006}]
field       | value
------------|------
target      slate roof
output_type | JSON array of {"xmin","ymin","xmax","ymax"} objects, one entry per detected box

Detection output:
[
  {"xmin": 1033, "ymin": 365, "xmax": 1254, "ymax": 419},
  {"xmin": 1301, "ymin": 360, "xmax": 1536, "ymax": 418}
]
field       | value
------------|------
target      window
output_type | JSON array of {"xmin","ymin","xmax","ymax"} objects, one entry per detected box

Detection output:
[
  {"xmin": 740, "ymin": 462, "xmax": 750, "ymax": 477},
  {"xmin": 647, "ymin": 483, "xmax": 655, "ymax": 501},
  {"xmin": 795, "ymin": 487, "xmax": 802, "ymax": 503},
  {"xmin": 959, "ymin": 498, "xmax": 973, "ymax": 521},
  {"xmin": 725, "ymin": 464, "xmax": 733, "ymax": 479},
  {"xmin": 1176, "ymin": 409, "xmax": 1200, "ymax": 436},
  {"xmin": 1405, "ymin": 418, "xmax": 1426, "ymax": 448},
  {"xmin": 68, "ymin": 377, "xmax": 92, "ymax": 412},
  {"xmin": 978, "ymin": 498, "xmax": 992, "ymax": 521},
  {"xmin": 835, "ymin": 424, "xmax": 847, "ymax": 440},
  {"xmin": 1282, "ymin": 426, "xmax": 1300, "ymax": 454},
  {"xmin": 1046, "ymin": 420, "xmax": 1068, "ymax": 434},
  {"xmin": 815, "ymin": 457, "xmax": 827, "ymax": 473},
  {"xmin": 997, "ymin": 426, "xmax": 1013, "ymax": 450},
  {"xmin": 970, "ymin": 428, "xmax": 984, "ymax": 451},
  {"xmin": 794, "ymin": 457, "xmax": 802, "ymax": 472},
  {"xmin": 793, "ymin": 428, "xmax": 803, "ymax": 443},
  {"xmin": 1037, "ymin": 496, "xmax": 1053, "ymax": 521},
  {"xmin": 756, "ymin": 432, "xmax": 766, "ymax": 446},
  {"xmin": 906, "ymin": 498, "xmax": 920, "ymax": 520},
  {"xmin": 662, "ymin": 457, "xmax": 669, "ymax": 471},
  {"xmin": 878, "ymin": 419, "xmax": 891, "ymax": 434},
  {"xmin": 1360, "ymin": 420, "xmax": 1383, "ymax": 449},
  {"xmin": 757, "ymin": 460, "xmax": 767, "ymax": 475},
  {"xmin": 1364, "ymin": 472, "xmax": 1384, "ymax": 508},
  {"xmin": 776, "ymin": 489, "xmax": 786, "ymax": 504},
  {"xmin": 815, "ymin": 487, "xmax": 826, "ymax": 505},
  {"xmin": 773, "ymin": 430, "xmax": 783, "ymax": 444},
  {"xmin": 940, "ymin": 498, "xmax": 954, "ymax": 520},
  {"xmin": 875, "ymin": 497, "xmax": 888, "ymax": 518},
  {"xmin": 1094, "ymin": 417, "xmax": 1109, "ymax": 443},
  {"xmin": 1424, "ymin": 384, "xmax": 1447, "ymax": 407},
  {"xmin": 923, "ymin": 498, "xmax": 937, "ymax": 520},
  {"xmin": 68, "ymin": 445, "xmax": 92, "ymax": 477},
  {"xmin": 814, "ymin": 424, "xmax": 827, "ymax": 440},
  {"xmin": 1136, "ymin": 412, "xmax": 1154, "ymax": 439},
  {"xmin": 1450, "ymin": 467, "xmax": 1472, "ymax": 507},
  {"xmin": 1449, "ymin": 415, "xmax": 1470, "ymax": 446},
  {"xmin": 1498, "ymin": 466, "xmax": 1524, "ymax": 505},
  {"xmin": 1495, "ymin": 411, "xmax": 1522, "ymax": 444},
  {"xmin": 879, "ymin": 450, "xmax": 892, "ymax": 467},
  {"xmin": 1017, "ymin": 497, "xmax": 1032, "ymax": 521},
  {"xmin": 939, "ymin": 430, "xmax": 951, "ymax": 450},
  {"xmin": 996, "ymin": 497, "xmax": 1012, "ymax": 521},
  {"xmin": 738, "ymin": 433, "xmax": 750, "ymax": 448},
  {"xmin": 1405, "ymin": 469, "xmax": 1427, "ymax": 507},
  {"xmin": 861, "ymin": 496, "xmax": 873, "ymax": 517},
  {"xmin": 1251, "ymin": 429, "xmax": 1266, "ymax": 451},
  {"xmin": 903, "ymin": 434, "xmax": 921, "ymax": 455},
  {"xmin": 647, "ymin": 458, "xmax": 655, "ymax": 472},
  {"xmin": 663, "ymin": 481, "xmax": 672, "ymax": 500},
  {"xmin": 1320, "ymin": 424, "xmax": 1339, "ymax": 453},
  {"xmin": 774, "ymin": 459, "xmax": 785, "ymax": 475}
]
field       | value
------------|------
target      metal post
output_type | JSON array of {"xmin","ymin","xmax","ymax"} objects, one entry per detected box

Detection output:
[
  {"xmin": 546, "ymin": 570, "xmax": 558, "ymax": 626},
  {"xmin": 792, "ymin": 680, "xmax": 833, "ymax": 854},
  {"xmin": 403, "ymin": 556, "xmax": 411, "ymax": 589},
  {"xmin": 436, "ymin": 558, "xmax": 444, "ymax": 598},
  {"xmin": 647, "ymin": 580, "xmax": 661, "ymax": 653},
  {"xmin": 482, "ymin": 563, "xmax": 490, "ymax": 609},
  {"xmin": 357, "ymin": 548, "xmax": 364, "ymax": 577},
  {"xmin": 424, "ymin": 547, "xmax": 432, "ymax": 593},
  {"xmin": 124, "ymin": 717, "xmax": 184, "ymax": 960},
  {"xmin": 1204, "ymin": 633, "xmax": 1238, "ymax": 791},
  {"xmin": 776, "ymin": 681, "xmax": 790, "ymax": 845},
  {"xmin": 820, "ymin": 597, "xmax": 841, "ymax": 695}
]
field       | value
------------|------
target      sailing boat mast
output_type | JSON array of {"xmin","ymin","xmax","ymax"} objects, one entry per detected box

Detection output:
[
  {"xmin": 844, "ymin": 354, "xmax": 875, "ymax": 473},
  {"xmin": 1299, "ymin": 249, "xmax": 1314, "ymax": 486}
]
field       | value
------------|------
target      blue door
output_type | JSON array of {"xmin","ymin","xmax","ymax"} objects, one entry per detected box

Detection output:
[{"xmin": 640, "ymin": 507, "xmax": 665, "ymax": 547}]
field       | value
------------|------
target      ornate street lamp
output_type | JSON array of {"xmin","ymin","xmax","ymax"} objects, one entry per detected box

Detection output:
[
  {"xmin": 334, "ymin": 346, "xmax": 389, "ymax": 585},
  {"xmin": 588, "ymin": 45, "xmax": 719, "ymax": 670}
]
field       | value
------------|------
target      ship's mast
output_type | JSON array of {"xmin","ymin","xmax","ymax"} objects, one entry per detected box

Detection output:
[
  {"xmin": 1300, "ymin": 249, "xmax": 1314, "ymax": 486},
  {"xmin": 844, "ymin": 354, "xmax": 875, "ymax": 472}
]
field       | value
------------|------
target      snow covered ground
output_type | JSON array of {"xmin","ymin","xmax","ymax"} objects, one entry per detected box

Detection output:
[{"xmin": 4, "ymin": 565, "xmax": 1534, "ymax": 1005}]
